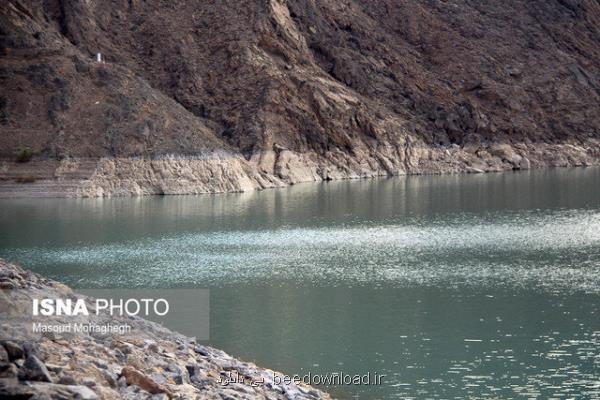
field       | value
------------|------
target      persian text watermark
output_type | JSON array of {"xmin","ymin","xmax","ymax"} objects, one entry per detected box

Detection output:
[{"xmin": 218, "ymin": 370, "xmax": 386, "ymax": 387}]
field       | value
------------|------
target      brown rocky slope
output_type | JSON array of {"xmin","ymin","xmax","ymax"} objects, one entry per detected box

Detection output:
[
  {"xmin": 1, "ymin": 0, "xmax": 599, "ymax": 196},
  {"xmin": 0, "ymin": 259, "xmax": 331, "ymax": 399}
]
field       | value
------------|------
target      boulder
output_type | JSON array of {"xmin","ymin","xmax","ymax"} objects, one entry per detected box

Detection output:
[
  {"xmin": 18, "ymin": 355, "xmax": 52, "ymax": 382},
  {"xmin": 2, "ymin": 341, "xmax": 24, "ymax": 361},
  {"xmin": 121, "ymin": 366, "xmax": 173, "ymax": 398}
]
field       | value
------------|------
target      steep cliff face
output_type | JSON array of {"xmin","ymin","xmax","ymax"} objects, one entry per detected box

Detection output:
[{"xmin": 1, "ymin": 0, "xmax": 600, "ymax": 196}]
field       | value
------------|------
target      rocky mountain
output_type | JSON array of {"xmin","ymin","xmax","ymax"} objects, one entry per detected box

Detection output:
[{"xmin": 1, "ymin": 0, "xmax": 599, "ymax": 196}]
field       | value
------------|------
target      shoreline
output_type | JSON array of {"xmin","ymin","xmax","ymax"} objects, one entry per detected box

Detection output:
[
  {"xmin": 0, "ymin": 259, "xmax": 331, "ymax": 399},
  {"xmin": 0, "ymin": 139, "xmax": 598, "ymax": 198}
]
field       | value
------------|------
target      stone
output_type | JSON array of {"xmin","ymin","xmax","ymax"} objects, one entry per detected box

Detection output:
[
  {"xmin": 0, "ymin": 362, "xmax": 18, "ymax": 378},
  {"xmin": 22, "ymin": 342, "xmax": 40, "ymax": 358},
  {"xmin": 82, "ymin": 377, "xmax": 97, "ymax": 387},
  {"xmin": 489, "ymin": 144, "xmax": 522, "ymax": 166},
  {"xmin": 194, "ymin": 346, "xmax": 209, "ymax": 357},
  {"xmin": 185, "ymin": 364, "xmax": 196, "ymax": 378},
  {"xmin": 64, "ymin": 386, "xmax": 98, "ymax": 400},
  {"xmin": 117, "ymin": 376, "xmax": 127, "ymax": 387},
  {"xmin": 94, "ymin": 386, "xmax": 121, "ymax": 400},
  {"xmin": 166, "ymin": 363, "xmax": 190, "ymax": 385},
  {"xmin": 58, "ymin": 375, "xmax": 78, "ymax": 385},
  {"xmin": 0, "ymin": 377, "xmax": 35, "ymax": 397},
  {"xmin": 18, "ymin": 355, "xmax": 52, "ymax": 382},
  {"xmin": 0, "ymin": 281, "xmax": 17, "ymax": 289},
  {"xmin": 31, "ymin": 383, "xmax": 99, "ymax": 400},
  {"xmin": 2, "ymin": 341, "xmax": 24, "ymax": 361},
  {"xmin": 519, "ymin": 157, "xmax": 531, "ymax": 170},
  {"xmin": 121, "ymin": 366, "xmax": 173, "ymax": 397},
  {"xmin": 44, "ymin": 363, "xmax": 64, "ymax": 374},
  {"xmin": 102, "ymin": 369, "xmax": 118, "ymax": 388},
  {"xmin": 0, "ymin": 345, "xmax": 8, "ymax": 362}
]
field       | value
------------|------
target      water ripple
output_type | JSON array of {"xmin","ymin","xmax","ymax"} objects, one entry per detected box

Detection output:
[{"xmin": 4, "ymin": 209, "xmax": 599, "ymax": 291}]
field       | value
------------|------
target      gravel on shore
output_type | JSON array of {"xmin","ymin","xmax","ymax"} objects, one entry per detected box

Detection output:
[{"xmin": 0, "ymin": 259, "xmax": 331, "ymax": 399}]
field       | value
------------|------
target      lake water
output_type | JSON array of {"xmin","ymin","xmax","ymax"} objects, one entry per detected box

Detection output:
[{"xmin": 1, "ymin": 168, "xmax": 600, "ymax": 399}]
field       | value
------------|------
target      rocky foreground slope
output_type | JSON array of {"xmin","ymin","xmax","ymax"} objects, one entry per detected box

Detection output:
[
  {"xmin": 1, "ymin": 0, "xmax": 600, "ymax": 196},
  {"xmin": 0, "ymin": 259, "xmax": 331, "ymax": 399}
]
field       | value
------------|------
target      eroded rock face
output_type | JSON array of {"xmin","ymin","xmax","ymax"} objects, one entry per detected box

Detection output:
[
  {"xmin": 0, "ymin": 0, "xmax": 599, "ymax": 196},
  {"xmin": 0, "ymin": 137, "xmax": 599, "ymax": 197},
  {"xmin": 0, "ymin": 259, "xmax": 331, "ymax": 399}
]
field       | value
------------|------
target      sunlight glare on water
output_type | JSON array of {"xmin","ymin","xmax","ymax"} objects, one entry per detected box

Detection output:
[{"xmin": 1, "ymin": 168, "xmax": 600, "ymax": 398}]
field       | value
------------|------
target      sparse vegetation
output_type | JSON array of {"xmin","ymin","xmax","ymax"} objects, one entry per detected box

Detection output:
[
  {"xmin": 15, "ymin": 175, "xmax": 37, "ymax": 183},
  {"xmin": 16, "ymin": 147, "xmax": 33, "ymax": 163}
]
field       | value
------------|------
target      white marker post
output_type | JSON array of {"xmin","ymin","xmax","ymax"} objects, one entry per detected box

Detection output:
[{"xmin": 96, "ymin": 53, "xmax": 102, "ymax": 63}]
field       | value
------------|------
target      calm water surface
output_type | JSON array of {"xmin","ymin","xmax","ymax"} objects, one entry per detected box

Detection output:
[{"xmin": 1, "ymin": 168, "xmax": 600, "ymax": 399}]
